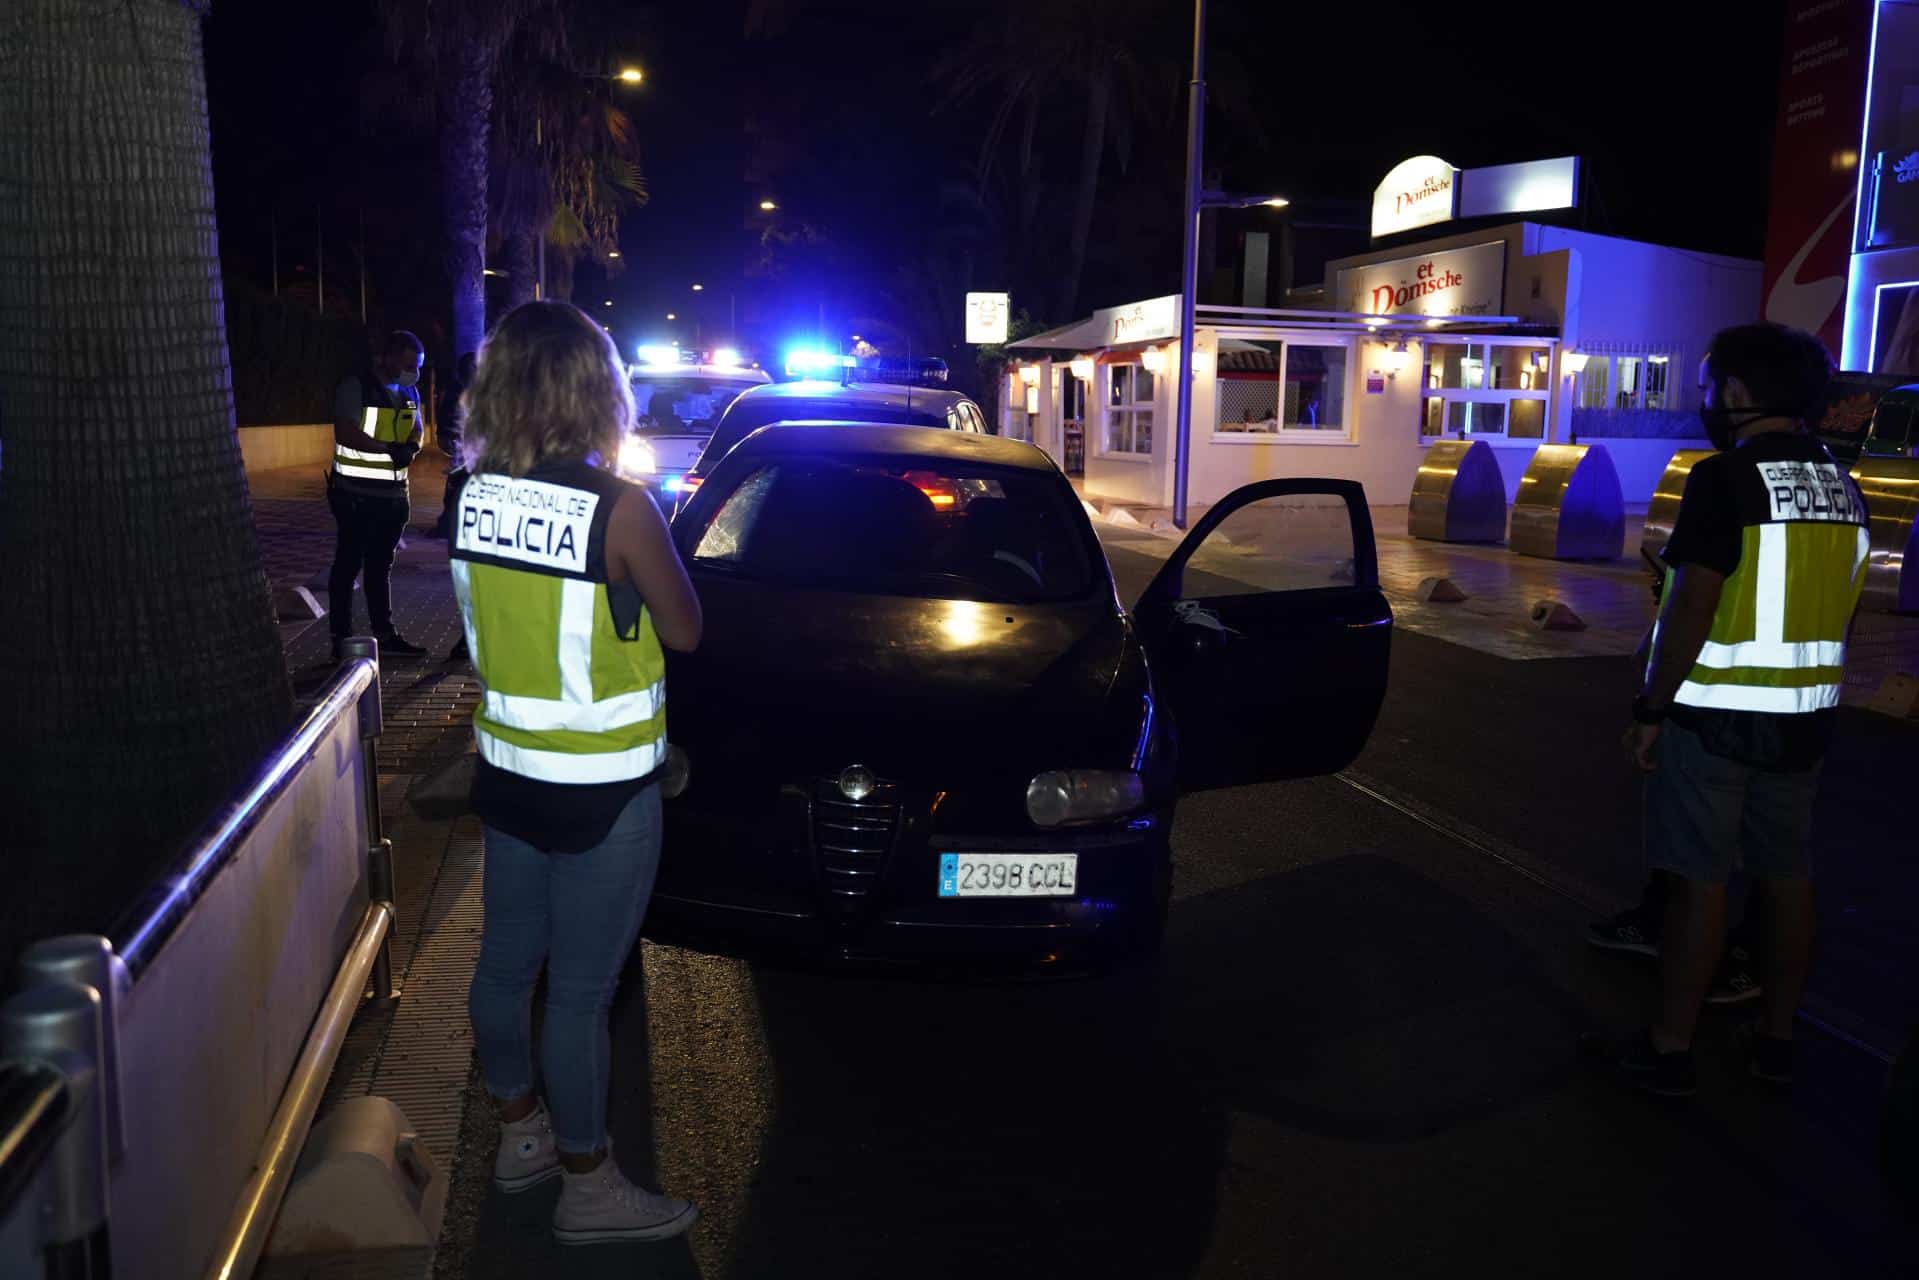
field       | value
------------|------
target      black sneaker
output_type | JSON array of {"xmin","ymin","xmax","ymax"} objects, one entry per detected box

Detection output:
[
  {"xmin": 377, "ymin": 629, "xmax": 429, "ymax": 657},
  {"xmin": 1586, "ymin": 906, "xmax": 1661, "ymax": 957},
  {"xmin": 1706, "ymin": 945, "xmax": 1764, "ymax": 1006},
  {"xmin": 1740, "ymin": 1024, "xmax": 1794, "ymax": 1086},
  {"xmin": 1580, "ymin": 1029, "xmax": 1696, "ymax": 1098}
]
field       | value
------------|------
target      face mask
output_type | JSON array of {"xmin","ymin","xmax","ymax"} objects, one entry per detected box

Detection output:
[
  {"xmin": 394, "ymin": 369, "xmax": 420, "ymax": 389},
  {"xmin": 1698, "ymin": 388, "xmax": 1803, "ymax": 452}
]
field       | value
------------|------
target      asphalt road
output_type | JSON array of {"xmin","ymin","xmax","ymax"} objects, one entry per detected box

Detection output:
[{"xmin": 442, "ymin": 533, "xmax": 1918, "ymax": 1279}]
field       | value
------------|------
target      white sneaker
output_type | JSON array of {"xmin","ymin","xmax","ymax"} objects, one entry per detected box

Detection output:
[
  {"xmin": 493, "ymin": 1102, "xmax": 561, "ymax": 1193},
  {"xmin": 553, "ymin": 1139, "xmax": 698, "ymax": 1245}
]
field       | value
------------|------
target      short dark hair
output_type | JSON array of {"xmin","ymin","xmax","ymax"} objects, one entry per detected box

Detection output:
[
  {"xmin": 1704, "ymin": 323, "xmax": 1831, "ymax": 419},
  {"xmin": 385, "ymin": 329, "xmax": 424, "ymax": 359}
]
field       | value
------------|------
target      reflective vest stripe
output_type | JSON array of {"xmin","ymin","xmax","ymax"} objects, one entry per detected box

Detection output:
[
  {"xmin": 335, "ymin": 462, "xmax": 403, "ymax": 482},
  {"xmin": 559, "ymin": 578, "xmax": 598, "ymax": 706},
  {"xmin": 1753, "ymin": 522, "xmax": 1786, "ymax": 642},
  {"xmin": 337, "ymin": 445, "xmax": 396, "ymax": 463},
  {"xmin": 474, "ymin": 725, "xmax": 665, "ymax": 784},
  {"xmin": 482, "ymin": 681, "xmax": 663, "ymax": 733},
  {"xmin": 1674, "ymin": 680, "xmax": 1842, "ymax": 714},
  {"xmin": 1693, "ymin": 638, "xmax": 1847, "ymax": 669},
  {"xmin": 334, "ymin": 404, "xmax": 412, "ymax": 489}
]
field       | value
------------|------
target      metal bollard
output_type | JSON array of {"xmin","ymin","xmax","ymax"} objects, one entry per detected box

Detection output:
[
  {"xmin": 338, "ymin": 635, "xmax": 400, "ymax": 1005},
  {"xmin": 16, "ymin": 937, "xmax": 126, "ymax": 1165},
  {"xmin": 2, "ymin": 983, "xmax": 111, "ymax": 1275}
]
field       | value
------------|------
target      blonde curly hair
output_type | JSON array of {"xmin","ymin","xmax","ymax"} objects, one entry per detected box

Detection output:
[{"xmin": 464, "ymin": 301, "xmax": 634, "ymax": 478}]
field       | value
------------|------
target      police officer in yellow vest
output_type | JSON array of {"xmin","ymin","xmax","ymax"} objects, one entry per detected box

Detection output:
[
  {"xmin": 451, "ymin": 302, "xmax": 703, "ymax": 1244},
  {"xmin": 1596, "ymin": 324, "xmax": 1869, "ymax": 1097},
  {"xmin": 329, "ymin": 330, "xmax": 429, "ymax": 659}
]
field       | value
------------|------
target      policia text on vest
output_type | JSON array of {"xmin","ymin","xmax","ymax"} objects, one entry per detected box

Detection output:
[{"xmin": 449, "ymin": 461, "xmax": 668, "ymax": 787}]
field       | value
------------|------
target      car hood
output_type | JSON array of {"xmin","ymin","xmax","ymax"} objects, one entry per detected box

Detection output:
[{"xmin": 665, "ymin": 576, "xmax": 1144, "ymax": 786}]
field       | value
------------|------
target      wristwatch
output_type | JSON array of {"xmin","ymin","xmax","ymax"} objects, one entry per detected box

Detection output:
[{"xmin": 1630, "ymin": 695, "xmax": 1667, "ymax": 725}]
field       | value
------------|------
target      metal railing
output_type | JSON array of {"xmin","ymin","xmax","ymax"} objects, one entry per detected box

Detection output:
[{"xmin": 1, "ymin": 640, "xmax": 399, "ymax": 1280}]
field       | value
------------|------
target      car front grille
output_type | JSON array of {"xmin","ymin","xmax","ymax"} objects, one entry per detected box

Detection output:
[{"xmin": 811, "ymin": 777, "xmax": 901, "ymax": 910}]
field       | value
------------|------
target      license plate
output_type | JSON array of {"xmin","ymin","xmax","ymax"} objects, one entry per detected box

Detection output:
[{"xmin": 938, "ymin": 852, "xmax": 1077, "ymax": 898}]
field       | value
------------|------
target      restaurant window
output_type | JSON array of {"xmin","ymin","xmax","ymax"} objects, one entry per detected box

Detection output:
[
  {"xmin": 1213, "ymin": 339, "xmax": 1351, "ymax": 438},
  {"xmin": 1422, "ymin": 339, "xmax": 1551, "ymax": 439},
  {"xmin": 1102, "ymin": 362, "xmax": 1154, "ymax": 456},
  {"xmin": 1574, "ymin": 353, "xmax": 1676, "ymax": 411}
]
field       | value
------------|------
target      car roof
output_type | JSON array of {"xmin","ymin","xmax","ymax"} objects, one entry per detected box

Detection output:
[
  {"xmin": 728, "ymin": 380, "xmax": 975, "ymax": 412},
  {"xmin": 729, "ymin": 422, "xmax": 1059, "ymax": 472}
]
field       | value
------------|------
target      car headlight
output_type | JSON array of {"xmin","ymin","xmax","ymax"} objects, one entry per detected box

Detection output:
[
  {"xmin": 1026, "ymin": 769, "xmax": 1145, "ymax": 828},
  {"xmin": 618, "ymin": 437, "xmax": 657, "ymax": 477}
]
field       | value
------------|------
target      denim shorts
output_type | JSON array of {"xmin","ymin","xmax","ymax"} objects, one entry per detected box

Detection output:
[{"xmin": 1645, "ymin": 720, "xmax": 1819, "ymax": 884}]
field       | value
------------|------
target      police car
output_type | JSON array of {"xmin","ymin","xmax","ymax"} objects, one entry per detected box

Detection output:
[
  {"xmin": 618, "ymin": 346, "xmax": 772, "ymax": 501},
  {"xmin": 672, "ymin": 351, "xmax": 987, "ymax": 505}
]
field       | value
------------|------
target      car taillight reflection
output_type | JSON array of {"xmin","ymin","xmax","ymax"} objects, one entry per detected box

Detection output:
[{"xmin": 903, "ymin": 470, "xmax": 958, "ymax": 509}]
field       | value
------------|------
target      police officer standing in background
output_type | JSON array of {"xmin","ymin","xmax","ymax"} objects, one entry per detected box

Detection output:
[
  {"xmin": 1592, "ymin": 323, "xmax": 1870, "ymax": 1097},
  {"xmin": 328, "ymin": 330, "xmax": 430, "ymax": 659}
]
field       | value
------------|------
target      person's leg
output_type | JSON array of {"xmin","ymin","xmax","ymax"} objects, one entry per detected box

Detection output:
[
  {"xmin": 1645, "ymin": 722, "xmax": 1745, "ymax": 1054},
  {"xmin": 361, "ymin": 498, "xmax": 409, "ymax": 634},
  {"xmin": 1757, "ymin": 877, "xmax": 1814, "ymax": 1038},
  {"xmin": 326, "ymin": 487, "xmax": 367, "ymax": 639},
  {"xmin": 541, "ymin": 787, "xmax": 663, "ymax": 1165},
  {"xmin": 1741, "ymin": 761, "xmax": 1821, "ymax": 1041},
  {"xmin": 1653, "ymin": 878, "xmax": 1728, "ymax": 1053},
  {"xmin": 468, "ymin": 823, "xmax": 552, "ymax": 1115}
]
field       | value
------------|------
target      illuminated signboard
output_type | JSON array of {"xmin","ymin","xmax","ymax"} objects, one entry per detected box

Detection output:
[
  {"xmin": 1335, "ymin": 241, "xmax": 1507, "ymax": 318},
  {"xmin": 1371, "ymin": 156, "xmax": 1457, "ymax": 238},
  {"xmin": 1101, "ymin": 295, "xmax": 1179, "ymax": 345},
  {"xmin": 1457, "ymin": 157, "xmax": 1580, "ymax": 220},
  {"xmin": 965, "ymin": 292, "xmax": 1010, "ymax": 344}
]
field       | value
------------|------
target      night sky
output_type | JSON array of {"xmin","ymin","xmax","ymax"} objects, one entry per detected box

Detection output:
[{"xmin": 202, "ymin": 0, "xmax": 1787, "ymax": 364}]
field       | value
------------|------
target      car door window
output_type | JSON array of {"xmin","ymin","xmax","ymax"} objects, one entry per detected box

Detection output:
[{"xmin": 1133, "ymin": 479, "xmax": 1390, "ymax": 790}]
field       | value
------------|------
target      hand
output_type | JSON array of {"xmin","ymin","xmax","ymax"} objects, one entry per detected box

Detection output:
[{"xmin": 1623, "ymin": 722, "xmax": 1661, "ymax": 772}]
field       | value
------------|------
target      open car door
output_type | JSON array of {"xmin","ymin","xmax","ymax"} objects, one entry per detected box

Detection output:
[{"xmin": 1133, "ymin": 479, "xmax": 1391, "ymax": 790}]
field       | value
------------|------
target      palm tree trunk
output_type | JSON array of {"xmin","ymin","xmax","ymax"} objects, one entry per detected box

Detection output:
[
  {"xmin": 441, "ymin": 45, "xmax": 494, "ymax": 356},
  {"xmin": 503, "ymin": 226, "xmax": 538, "ymax": 313},
  {"xmin": 0, "ymin": 0, "xmax": 293, "ymax": 935},
  {"xmin": 1056, "ymin": 73, "xmax": 1111, "ymax": 321}
]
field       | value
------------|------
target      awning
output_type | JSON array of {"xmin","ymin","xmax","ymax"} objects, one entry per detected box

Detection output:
[{"xmin": 1006, "ymin": 317, "xmax": 1104, "ymax": 351}]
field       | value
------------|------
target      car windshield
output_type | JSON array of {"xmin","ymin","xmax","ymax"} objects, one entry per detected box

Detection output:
[
  {"xmin": 688, "ymin": 456, "xmax": 1097, "ymax": 604},
  {"xmin": 631, "ymin": 376, "xmax": 760, "ymax": 436},
  {"xmin": 700, "ymin": 395, "xmax": 947, "ymax": 471}
]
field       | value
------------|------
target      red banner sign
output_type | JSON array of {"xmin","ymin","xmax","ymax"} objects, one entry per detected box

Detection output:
[{"xmin": 1760, "ymin": 0, "xmax": 1874, "ymax": 364}]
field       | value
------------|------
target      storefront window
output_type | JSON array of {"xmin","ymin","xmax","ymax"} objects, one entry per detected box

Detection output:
[
  {"xmin": 1574, "ymin": 353, "xmax": 1677, "ymax": 412},
  {"xmin": 1102, "ymin": 363, "xmax": 1154, "ymax": 455},
  {"xmin": 1214, "ymin": 339, "xmax": 1350, "ymax": 437},
  {"xmin": 1422, "ymin": 339, "xmax": 1552, "ymax": 439}
]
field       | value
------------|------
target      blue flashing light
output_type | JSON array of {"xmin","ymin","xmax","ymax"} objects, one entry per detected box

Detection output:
[
  {"xmin": 662, "ymin": 474, "xmax": 686, "ymax": 493},
  {"xmin": 635, "ymin": 344, "xmax": 679, "ymax": 369},
  {"xmin": 783, "ymin": 348, "xmax": 853, "ymax": 379},
  {"xmin": 712, "ymin": 347, "xmax": 744, "ymax": 369}
]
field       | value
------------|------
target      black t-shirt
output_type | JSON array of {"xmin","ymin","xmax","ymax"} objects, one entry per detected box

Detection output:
[{"xmin": 1659, "ymin": 431, "xmax": 1849, "ymax": 770}]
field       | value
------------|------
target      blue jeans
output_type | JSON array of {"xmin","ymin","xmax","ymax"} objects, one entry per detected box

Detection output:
[{"xmin": 468, "ymin": 786, "xmax": 662, "ymax": 1154}]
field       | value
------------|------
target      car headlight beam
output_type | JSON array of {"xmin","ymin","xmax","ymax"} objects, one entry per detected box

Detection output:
[{"xmin": 1026, "ymin": 769, "xmax": 1145, "ymax": 828}]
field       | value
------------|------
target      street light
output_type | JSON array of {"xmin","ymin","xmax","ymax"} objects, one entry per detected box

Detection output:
[
  {"xmin": 758, "ymin": 199, "xmax": 778, "ymax": 212},
  {"xmin": 608, "ymin": 250, "xmax": 621, "ymax": 259},
  {"xmin": 1170, "ymin": 0, "xmax": 1293, "ymax": 529},
  {"xmin": 618, "ymin": 67, "xmax": 644, "ymax": 84},
  {"xmin": 666, "ymin": 312, "xmax": 677, "ymax": 320},
  {"xmin": 691, "ymin": 283, "xmax": 704, "ymax": 292},
  {"xmin": 603, "ymin": 299, "xmax": 613, "ymax": 308}
]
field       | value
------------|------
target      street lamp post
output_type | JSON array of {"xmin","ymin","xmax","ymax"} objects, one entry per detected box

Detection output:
[
  {"xmin": 1170, "ymin": 0, "xmax": 1290, "ymax": 529},
  {"xmin": 1171, "ymin": 0, "xmax": 1208, "ymax": 531}
]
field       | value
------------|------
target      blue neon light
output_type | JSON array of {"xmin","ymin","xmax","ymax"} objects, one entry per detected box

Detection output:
[{"xmin": 783, "ymin": 348, "xmax": 852, "ymax": 378}]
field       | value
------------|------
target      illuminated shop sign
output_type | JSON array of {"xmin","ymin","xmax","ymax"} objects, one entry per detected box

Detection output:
[
  {"xmin": 1335, "ymin": 241, "xmax": 1507, "ymax": 318},
  {"xmin": 1371, "ymin": 155, "xmax": 1457, "ymax": 238}
]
